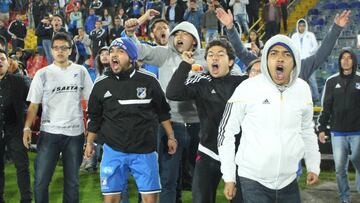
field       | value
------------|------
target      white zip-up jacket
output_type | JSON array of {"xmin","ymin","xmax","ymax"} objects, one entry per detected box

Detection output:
[
  {"xmin": 217, "ymin": 35, "xmax": 320, "ymax": 190},
  {"xmin": 291, "ymin": 18, "xmax": 318, "ymax": 59}
]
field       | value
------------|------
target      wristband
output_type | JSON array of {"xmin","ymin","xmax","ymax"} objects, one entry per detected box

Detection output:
[
  {"xmin": 168, "ymin": 137, "xmax": 177, "ymax": 144},
  {"xmin": 23, "ymin": 127, "xmax": 31, "ymax": 132}
]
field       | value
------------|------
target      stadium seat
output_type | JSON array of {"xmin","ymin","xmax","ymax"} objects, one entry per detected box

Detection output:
[
  {"xmin": 355, "ymin": 14, "xmax": 360, "ymax": 24},
  {"xmin": 316, "ymin": 18, "xmax": 326, "ymax": 26},
  {"xmin": 323, "ymin": 2, "xmax": 336, "ymax": 10},
  {"xmin": 309, "ymin": 19, "xmax": 318, "ymax": 26},
  {"xmin": 336, "ymin": 2, "xmax": 350, "ymax": 10},
  {"xmin": 307, "ymin": 15, "xmax": 319, "ymax": 24},
  {"xmin": 308, "ymin": 8, "xmax": 319, "ymax": 16},
  {"xmin": 350, "ymin": 1, "xmax": 360, "ymax": 9}
]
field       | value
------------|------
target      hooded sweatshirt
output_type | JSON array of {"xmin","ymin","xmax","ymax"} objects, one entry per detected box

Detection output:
[
  {"xmin": 217, "ymin": 35, "xmax": 320, "ymax": 189},
  {"xmin": 291, "ymin": 19, "xmax": 318, "ymax": 59},
  {"xmin": 317, "ymin": 49, "xmax": 360, "ymax": 135},
  {"xmin": 137, "ymin": 22, "xmax": 206, "ymax": 123}
]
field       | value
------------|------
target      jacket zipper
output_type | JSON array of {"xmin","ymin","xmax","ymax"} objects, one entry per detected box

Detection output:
[
  {"xmin": 341, "ymin": 79, "xmax": 349, "ymax": 130},
  {"xmin": 275, "ymin": 91, "xmax": 283, "ymax": 189}
]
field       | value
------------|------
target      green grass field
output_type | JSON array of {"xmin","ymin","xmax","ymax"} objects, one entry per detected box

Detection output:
[{"xmin": 3, "ymin": 152, "xmax": 354, "ymax": 202}]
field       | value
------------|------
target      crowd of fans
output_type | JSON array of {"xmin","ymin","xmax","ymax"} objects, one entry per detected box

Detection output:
[
  {"xmin": 0, "ymin": 0, "xmax": 359, "ymax": 203},
  {"xmin": 0, "ymin": 0, "xmax": 288, "ymax": 77}
]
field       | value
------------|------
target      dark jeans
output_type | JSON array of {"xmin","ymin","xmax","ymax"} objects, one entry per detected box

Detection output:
[
  {"xmin": 158, "ymin": 122, "xmax": 200, "ymax": 203},
  {"xmin": 192, "ymin": 152, "xmax": 221, "ymax": 203},
  {"xmin": 280, "ymin": 3, "xmax": 288, "ymax": 31},
  {"xmin": 265, "ymin": 21, "xmax": 279, "ymax": 41},
  {"xmin": 34, "ymin": 131, "xmax": 84, "ymax": 203},
  {"xmin": 0, "ymin": 133, "xmax": 32, "ymax": 203},
  {"xmin": 176, "ymin": 123, "xmax": 200, "ymax": 203},
  {"xmin": 246, "ymin": 5, "xmax": 259, "ymax": 30},
  {"xmin": 158, "ymin": 122, "xmax": 186, "ymax": 203},
  {"xmin": 240, "ymin": 177, "xmax": 301, "ymax": 203},
  {"xmin": 192, "ymin": 152, "xmax": 243, "ymax": 203}
]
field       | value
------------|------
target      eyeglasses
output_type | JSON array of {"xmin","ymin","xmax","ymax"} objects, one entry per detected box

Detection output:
[{"xmin": 52, "ymin": 46, "xmax": 71, "ymax": 51}]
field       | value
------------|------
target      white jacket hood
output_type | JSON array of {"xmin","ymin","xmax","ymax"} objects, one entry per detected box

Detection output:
[
  {"xmin": 261, "ymin": 34, "xmax": 301, "ymax": 89},
  {"xmin": 296, "ymin": 18, "xmax": 308, "ymax": 34}
]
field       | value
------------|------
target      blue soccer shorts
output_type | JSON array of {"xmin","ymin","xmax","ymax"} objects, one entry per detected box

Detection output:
[{"xmin": 100, "ymin": 144, "xmax": 161, "ymax": 195}]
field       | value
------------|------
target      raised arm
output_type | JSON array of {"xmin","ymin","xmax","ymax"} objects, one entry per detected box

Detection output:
[
  {"xmin": 216, "ymin": 8, "xmax": 258, "ymax": 65},
  {"xmin": 299, "ymin": 10, "xmax": 350, "ymax": 81}
]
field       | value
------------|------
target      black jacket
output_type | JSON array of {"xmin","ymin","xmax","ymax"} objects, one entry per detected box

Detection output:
[
  {"xmin": 87, "ymin": 67, "xmax": 171, "ymax": 153},
  {"xmin": 35, "ymin": 23, "xmax": 66, "ymax": 40},
  {"xmin": 0, "ymin": 27, "xmax": 10, "ymax": 42},
  {"xmin": 165, "ymin": 2, "xmax": 185, "ymax": 23},
  {"xmin": 8, "ymin": 20, "xmax": 27, "ymax": 39},
  {"xmin": 166, "ymin": 61, "xmax": 247, "ymax": 157},
  {"xmin": 0, "ymin": 73, "xmax": 29, "ymax": 136},
  {"xmin": 109, "ymin": 26, "xmax": 124, "ymax": 42},
  {"xmin": 318, "ymin": 49, "xmax": 360, "ymax": 133}
]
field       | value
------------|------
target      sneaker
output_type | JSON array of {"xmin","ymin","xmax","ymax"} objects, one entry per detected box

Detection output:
[
  {"xmin": 80, "ymin": 160, "xmax": 87, "ymax": 170},
  {"xmin": 84, "ymin": 167, "xmax": 97, "ymax": 173}
]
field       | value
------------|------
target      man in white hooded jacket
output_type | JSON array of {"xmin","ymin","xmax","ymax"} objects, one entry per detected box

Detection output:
[
  {"xmin": 217, "ymin": 35, "xmax": 321, "ymax": 202},
  {"xmin": 291, "ymin": 18, "xmax": 320, "ymax": 102}
]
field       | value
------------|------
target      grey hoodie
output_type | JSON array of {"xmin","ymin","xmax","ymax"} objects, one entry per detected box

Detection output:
[{"xmin": 138, "ymin": 21, "xmax": 206, "ymax": 123}]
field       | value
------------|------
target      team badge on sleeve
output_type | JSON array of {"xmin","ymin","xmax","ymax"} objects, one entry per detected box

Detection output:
[{"xmin": 355, "ymin": 83, "xmax": 360, "ymax": 90}]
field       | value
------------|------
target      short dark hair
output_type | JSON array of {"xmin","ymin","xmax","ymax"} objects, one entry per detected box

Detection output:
[
  {"xmin": 149, "ymin": 18, "xmax": 169, "ymax": 33},
  {"xmin": 0, "ymin": 49, "xmax": 8, "ymax": 58},
  {"xmin": 51, "ymin": 32, "xmax": 72, "ymax": 47},
  {"xmin": 52, "ymin": 14, "xmax": 63, "ymax": 22},
  {"xmin": 298, "ymin": 19, "xmax": 306, "ymax": 25},
  {"xmin": 204, "ymin": 39, "xmax": 236, "ymax": 68},
  {"xmin": 246, "ymin": 58, "xmax": 261, "ymax": 74},
  {"xmin": 15, "ymin": 47, "xmax": 23, "ymax": 52}
]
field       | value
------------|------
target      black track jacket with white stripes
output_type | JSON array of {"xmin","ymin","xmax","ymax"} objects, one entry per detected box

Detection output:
[
  {"xmin": 317, "ymin": 49, "xmax": 360, "ymax": 134},
  {"xmin": 87, "ymin": 67, "xmax": 171, "ymax": 153},
  {"xmin": 166, "ymin": 61, "xmax": 248, "ymax": 160}
]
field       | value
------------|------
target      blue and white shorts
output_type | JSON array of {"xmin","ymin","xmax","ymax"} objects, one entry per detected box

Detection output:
[{"xmin": 100, "ymin": 144, "xmax": 161, "ymax": 195}]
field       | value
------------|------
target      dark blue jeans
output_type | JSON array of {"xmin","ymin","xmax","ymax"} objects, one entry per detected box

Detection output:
[
  {"xmin": 158, "ymin": 122, "xmax": 200, "ymax": 203},
  {"xmin": 34, "ymin": 131, "xmax": 84, "ymax": 203},
  {"xmin": 158, "ymin": 122, "xmax": 187, "ymax": 203},
  {"xmin": 0, "ymin": 133, "xmax": 32, "ymax": 203},
  {"xmin": 240, "ymin": 177, "xmax": 300, "ymax": 203},
  {"xmin": 192, "ymin": 152, "xmax": 243, "ymax": 203},
  {"xmin": 192, "ymin": 152, "xmax": 222, "ymax": 203}
]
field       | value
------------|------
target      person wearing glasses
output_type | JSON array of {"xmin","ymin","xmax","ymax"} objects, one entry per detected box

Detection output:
[{"xmin": 22, "ymin": 32, "xmax": 93, "ymax": 203}]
